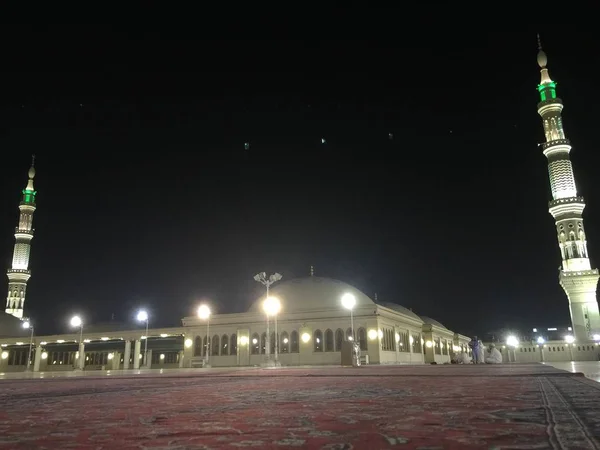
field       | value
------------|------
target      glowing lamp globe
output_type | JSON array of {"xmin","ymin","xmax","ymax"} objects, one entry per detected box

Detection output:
[
  {"xmin": 22, "ymin": 321, "xmax": 30, "ymax": 329},
  {"xmin": 341, "ymin": 293, "xmax": 356, "ymax": 310},
  {"xmin": 137, "ymin": 310, "xmax": 148, "ymax": 322},
  {"xmin": 70, "ymin": 316, "xmax": 82, "ymax": 328},
  {"xmin": 536, "ymin": 336, "xmax": 545, "ymax": 344},
  {"xmin": 564, "ymin": 335, "xmax": 575, "ymax": 344},
  {"xmin": 506, "ymin": 335, "xmax": 519, "ymax": 347},
  {"xmin": 263, "ymin": 296, "xmax": 281, "ymax": 316},
  {"xmin": 198, "ymin": 304, "xmax": 211, "ymax": 320}
]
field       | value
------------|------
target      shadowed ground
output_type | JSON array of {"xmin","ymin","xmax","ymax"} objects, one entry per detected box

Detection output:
[{"xmin": 1, "ymin": 364, "xmax": 599, "ymax": 449}]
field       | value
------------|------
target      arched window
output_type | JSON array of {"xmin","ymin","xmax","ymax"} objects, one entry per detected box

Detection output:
[
  {"xmin": 358, "ymin": 328, "xmax": 367, "ymax": 351},
  {"xmin": 194, "ymin": 336, "xmax": 203, "ymax": 356},
  {"xmin": 221, "ymin": 334, "xmax": 229, "ymax": 355},
  {"xmin": 251, "ymin": 333, "xmax": 260, "ymax": 354},
  {"xmin": 280, "ymin": 331, "xmax": 289, "ymax": 353},
  {"xmin": 314, "ymin": 329, "xmax": 323, "ymax": 352},
  {"xmin": 335, "ymin": 329, "xmax": 344, "ymax": 351},
  {"xmin": 290, "ymin": 331, "xmax": 299, "ymax": 353},
  {"xmin": 261, "ymin": 332, "xmax": 267, "ymax": 354},
  {"xmin": 230, "ymin": 334, "xmax": 237, "ymax": 355},
  {"xmin": 324, "ymin": 329, "xmax": 334, "ymax": 351},
  {"xmin": 212, "ymin": 335, "xmax": 219, "ymax": 356}
]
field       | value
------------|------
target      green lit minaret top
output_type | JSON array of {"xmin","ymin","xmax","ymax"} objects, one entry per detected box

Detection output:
[
  {"xmin": 20, "ymin": 155, "xmax": 36, "ymax": 206},
  {"xmin": 536, "ymin": 34, "xmax": 557, "ymax": 102}
]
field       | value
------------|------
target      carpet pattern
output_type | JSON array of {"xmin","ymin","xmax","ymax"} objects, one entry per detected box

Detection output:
[{"xmin": 0, "ymin": 365, "xmax": 599, "ymax": 449}]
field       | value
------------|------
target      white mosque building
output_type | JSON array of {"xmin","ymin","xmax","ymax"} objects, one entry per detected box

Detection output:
[{"xmin": 2, "ymin": 39, "xmax": 600, "ymax": 373}]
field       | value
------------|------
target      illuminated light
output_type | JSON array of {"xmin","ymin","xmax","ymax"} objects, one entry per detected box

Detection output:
[
  {"xmin": 1, "ymin": 351, "xmax": 8, "ymax": 359},
  {"xmin": 283, "ymin": 337, "xmax": 289, "ymax": 344},
  {"xmin": 425, "ymin": 341, "xmax": 433, "ymax": 348},
  {"xmin": 252, "ymin": 338, "xmax": 258, "ymax": 345},
  {"xmin": 263, "ymin": 296, "xmax": 281, "ymax": 316},
  {"xmin": 239, "ymin": 336, "xmax": 248, "ymax": 346},
  {"xmin": 141, "ymin": 336, "xmax": 147, "ymax": 340},
  {"xmin": 533, "ymin": 328, "xmax": 538, "ymax": 332},
  {"xmin": 198, "ymin": 304, "xmax": 211, "ymax": 320},
  {"xmin": 41, "ymin": 352, "xmax": 48, "ymax": 360},
  {"xmin": 506, "ymin": 336, "xmax": 519, "ymax": 347},
  {"xmin": 160, "ymin": 334, "xmax": 168, "ymax": 338},
  {"xmin": 409, "ymin": 336, "xmax": 414, "ymax": 344},
  {"xmin": 75, "ymin": 352, "xmax": 79, "ymax": 358},
  {"xmin": 341, "ymin": 293, "xmax": 356, "ymax": 310},
  {"xmin": 70, "ymin": 316, "xmax": 82, "ymax": 328},
  {"xmin": 184, "ymin": 338, "xmax": 193, "ymax": 348},
  {"xmin": 22, "ymin": 321, "xmax": 30, "ymax": 329},
  {"xmin": 16, "ymin": 342, "xmax": 24, "ymax": 345},
  {"xmin": 137, "ymin": 310, "xmax": 148, "ymax": 322},
  {"xmin": 100, "ymin": 337, "xmax": 109, "ymax": 341},
  {"xmin": 40, "ymin": 341, "xmax": 47, "ymax": 345},
  {"xmin": 321, "ymin": 138, "xmax": 326, "ymax": 144},
  {"xmin": 0, "ymin": 344, "xmax": 6, "ymax": 347},
  {"xmin": 593, "ymin": 334, "xmax": 600, "ymax": 341},
  {"xmin": 83, "ymin": 339, "xmax": 90, "ymax": 343},
  {"xmin": 395, "ymin": 333, "xmax": 400, "ymax": 343},
  {"xmin": 138, "ymin": 354, "xmax": 142, "ymax": 359},
  {"xmin": 547, "ymin": 328, "xmax": 557, "ymax": 331},
  {"xmin": 378, "ymin": 330, "xmax": 383, "ymax": 339},
  {"xmin": 565, "ymin": 335, "xmax": 575, "ymax": 344},
  {"xmin": 367, "ymin": 329, "xmax": 378, "ymax": 340},
  {"xmin": 56, "ymin": 340, "xmax": 64, "ymax": 344},
  {"xmin": 301, "ymin": 332, "xmax": 311, "ymax": 343},
  {"xmin": 160, "ymin": 354, "xmax": 165, "ymax": 360},
  {"xmin": 567, "ymin": 327, "xmax": 572, "ymax": 331},
  {"xmin": 537, "ymin": 337, "xmax": 545, "ymax": 344},
  {"xmin": 107, "ymin": 353, "xmax": 114, "ymax": 360}
]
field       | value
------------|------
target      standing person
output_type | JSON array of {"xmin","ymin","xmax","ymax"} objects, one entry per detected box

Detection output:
[
  {"xmin": 468, "ymin": 336, "xmax": 480, "ymax": 364},
  {"xmin": 477, "ymin": 339, "xmax": 485, "ymax": 364}
]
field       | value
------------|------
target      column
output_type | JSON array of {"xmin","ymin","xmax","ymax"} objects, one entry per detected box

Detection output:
[
  {"xmin": 77, "ymin": 343, "xmax": 85, "ymax": 370},
  {"xmin": 111, "ymin": 352, "xmax": 121, "ymax": 370},
  {"xmin": 178, "ymin": 351, "xmax": 184, "ymax": 368},
  {"xmin": 33, "ymin": 345, "xmax": 42, "ymax": 372},
  {"xmin": 146, "ymin": 349, "xmax": 153, "ymax": 369},
  {"xmin": 133, "ymin": 339, "xmax": 141, "ymax": 369},
  {"xmin": 123, "ymin": 340, "xmax": 131, "ymax": 370}
]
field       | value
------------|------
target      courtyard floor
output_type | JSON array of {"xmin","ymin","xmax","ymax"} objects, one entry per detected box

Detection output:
[{"xmin": 1, "ymin": 364, "xmax": 600, "ymax": 449}]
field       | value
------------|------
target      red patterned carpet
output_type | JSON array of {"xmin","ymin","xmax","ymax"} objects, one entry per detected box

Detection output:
[{"xmin": 1, "ymin": 364, "xmax": 600, "ymax": 449}]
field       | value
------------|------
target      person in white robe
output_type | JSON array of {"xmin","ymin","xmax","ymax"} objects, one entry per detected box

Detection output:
[
  {"xmin": 477, "ymin": 340, "xmax": 485, "ymax": 364},
  {"xmin": 459, "ymin": 352, "xmax": 472, "ymax": 364},
  {"xmin": 485, "ymin": 344, "xmax": 503, "ymax": 364}
]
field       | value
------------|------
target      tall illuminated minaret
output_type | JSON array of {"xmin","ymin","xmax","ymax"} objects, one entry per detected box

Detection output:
[
  {"xmin": 5, "ymin": 157, "xmax": 37, "ymax": 319},
  {"xmin": 536, "ymin": 37, "xmax": 600, "ymax": 341}
]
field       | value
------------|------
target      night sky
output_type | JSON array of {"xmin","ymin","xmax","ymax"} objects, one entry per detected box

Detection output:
[{"xmin": 1, "ymin": 26, "xmax": 596, "ymax": 337}]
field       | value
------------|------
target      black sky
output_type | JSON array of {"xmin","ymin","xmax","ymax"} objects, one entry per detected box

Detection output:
[{"xmin": 0, "ymin": 26, "xmax": 596, "ymax": 337}]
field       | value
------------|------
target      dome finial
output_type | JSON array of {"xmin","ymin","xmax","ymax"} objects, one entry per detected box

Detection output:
[
  {"xmin": 537, "ymin": 33, "xmax": 542, "ymax": 51},
  {"xmin": 310, "ymin": 265, "xmax": 314, "ymax": 276}
]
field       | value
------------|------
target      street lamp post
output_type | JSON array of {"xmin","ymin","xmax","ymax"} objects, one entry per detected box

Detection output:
[
  {"xmin": 22, "ymin": 320, "xmax": 34, "ymax": 371},
  {"xmin": 341, "ymin": 293, "xmax": 356, "ymax": 341},
  {"xmin": 263, "ymin": 296, "xmax": 281, "ymax": 365},
  {"xmin": 70, "ymin": 315, "xmax": 83, "ymax": 370},
  {"xmin": 137, "ymin": 310, "xmax": 149, "ymax": 368},
  {"xmin": 198, "ymin": 304, "xmax": 211, "ymax": 367},
  {"xmin": 254, "ymin": 272, "xmax": 282, "ymax": 363}
]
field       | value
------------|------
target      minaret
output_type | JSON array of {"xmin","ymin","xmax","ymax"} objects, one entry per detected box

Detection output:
[
  {"xmin": 536, "ymin": 38, "xmax": 600, "ymax": 341},
  {"xmin": 5, "ymin": 157, "xmax": 37, "ymax": 319}
]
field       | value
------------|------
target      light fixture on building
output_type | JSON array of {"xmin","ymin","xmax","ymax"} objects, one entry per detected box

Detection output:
[
  {"xmin": 425, "ymin": 340, "xmax": 433, "ymax": 348},
  {"xmin": 108, "ymin": 353, "xmax": 114, "ymax": 360},
  {"xmin": 367, "ymin": 329, "xmax": 378, "ymax": 340},
  {"xmin": 564, "ymin": 335, "xmax": 575, "ymax": 344},
  {"xmin": 1, "ymin": 351, "xmax": 8, "ymax": 359},
  {"xmin": 301, "ymin": 332, "xmax": 311, "ymax": 343},
  {"xmin": 239, "ymin": 336, "xmax": 249, "ymax": 346},
  {"xmin": 593, "ymin": 334, "xmax": 600, "ymax": 341},
  {"xmin": 184, "ymin": 338, "xmax": 193, "ymax": 348},
  {"xmin": 41, "ymin": 352, "xmax": 48, "ymax": 360},
  {"xmin": 160, "ymin": 354, "xmax": 165, "ymax": 360},
  {"xmin": 537, "ymin": 336, "xmax": 545, "ymax": 344}
]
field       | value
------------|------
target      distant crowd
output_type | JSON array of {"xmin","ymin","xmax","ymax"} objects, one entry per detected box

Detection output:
[{"xmin": 452, "ymin": 336, "xmax": 502, "ymax": 364}]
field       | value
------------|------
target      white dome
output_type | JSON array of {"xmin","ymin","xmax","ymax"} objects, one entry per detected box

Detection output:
[
  {"xmin": 420, "ymin": 316, "xmax": 447, "ymax": 330},
  {"xmin": 537, "ymin": 50, "xmax": 547, "ymax": 68},
  {"xmin": 248, "ymin": 276, "xmax": 375, "ymax": 313}
]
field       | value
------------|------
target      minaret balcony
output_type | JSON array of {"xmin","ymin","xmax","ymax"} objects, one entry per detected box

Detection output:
[
  {"xmin": 537, "ymin": 97, "xmax": 563, "ymax": 111},
  {"xmin": 542, "ymin": 139, "xmax": 571, "ymax": 151},
  {"xmin": 14, "ymin": 227, "xmax": 33, "ymax": 235}
]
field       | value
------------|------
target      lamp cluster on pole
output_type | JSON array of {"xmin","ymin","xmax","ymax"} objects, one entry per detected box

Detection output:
[
  {"xmin": 22, "ymin": 319, "xmax": 34, "ymax": 371},
  {"xmin": 254, "ymin": 272, "xmax": 282, "ymax": 365},
  {"xmin": 137, "ymin": 310, "xmax": 149, "ymax": 368},
  {"xmin": 198, "ymin": 304, "xmax": 211, "ymax": 367}
]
